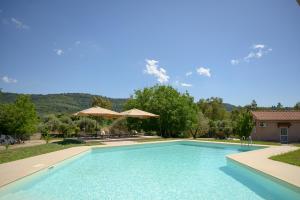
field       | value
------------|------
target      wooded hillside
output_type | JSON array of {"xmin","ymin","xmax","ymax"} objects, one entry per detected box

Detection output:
[{"xmin": 0, "ymin": 92, "xmax": 127, "ymax": 116}]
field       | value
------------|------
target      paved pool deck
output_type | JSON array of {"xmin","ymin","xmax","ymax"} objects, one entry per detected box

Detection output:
[
  {"xmin": 0, "ymin": 139, "xmax": 299, "ymax": 189},
  {"xmin": 226, "ymin": 144, "xmax": 300, "ymax": 188}
]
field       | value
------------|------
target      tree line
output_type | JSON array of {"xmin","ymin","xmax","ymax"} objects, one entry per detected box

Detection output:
[
  {"xmin": 124, "ymin": 85, "xmax": 256, "ymax": 138},
  {"xmin": 0, "ymin": 86, "xmax": 299, "ymax": 141}
]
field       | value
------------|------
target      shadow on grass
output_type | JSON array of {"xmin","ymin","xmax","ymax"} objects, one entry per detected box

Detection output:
[{"xmin": 53, "ymin": 138, "xmax": 84, "ymax": 145}]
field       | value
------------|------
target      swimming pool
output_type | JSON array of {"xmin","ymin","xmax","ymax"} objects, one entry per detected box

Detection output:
[{"xmin": 0, "ymin": 141, "xmax": 299, "ymax": 199}]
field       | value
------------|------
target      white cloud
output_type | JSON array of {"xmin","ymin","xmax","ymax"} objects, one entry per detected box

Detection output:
[
  {"xmin": 230, "ymin": 59, "xmax": 239, "ymax": 65},
  {"xmin": 231, "ymin": 44, "xmax": 272, "ymax": 65},
  {"xmin": 181, "ymin": 82, "xmax": 192, "ymax": 87},
  {"xmin": 144, "ymin": 59, "xmax": 169, "ymax": 83},
  {"xmin": 11, "ymin": 18, "xmax": 29, "ymax": 29},
  {"xmin": 54, "ymin": 49, "xmax": 64, "ymax": 56},
  {"xmin": 174, "ymin": 80, "xmax": 192, "ymax": 87},
  {"xmin": 253, "ymin": 44, "xmax": 265, "ymax": 49},
  {"xmin": 2, "ymin": 76, "xmax": 17, "ymax": 84},
  {"xmin": 244, "ymin": 52, "xmax": 256, "ymax": 62},
  {"xmin": 185, "ymin": 71, "xmax": 192, "ymax": 76},
  {"xmin": 244, "ymin": 46, "xmax": 272, "ymax": 62},
  {"xmin": 196, "ymin": 67, "xmax": 211, "ymax": 77}
]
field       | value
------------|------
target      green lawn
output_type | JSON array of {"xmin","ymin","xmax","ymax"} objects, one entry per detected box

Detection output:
[
  {"xmin": 270, "ymin": 148, "xmax": 300, "ymax": 167},
  {"xmin": 136, "ymin": 137, "xmax": 282, "ymax": 146},
  {"xmin": 195, "ymin": 138, "xmax": 280, "ymax": 146},
  {"xmin": 136, "ymin": 138, "xmax": 177, "ymax": 143},
  {"xmin": 0, "ymin": 140, "xmax": 103, "ymax": 164}
]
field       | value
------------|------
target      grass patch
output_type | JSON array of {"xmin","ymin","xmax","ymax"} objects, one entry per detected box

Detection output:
[
  {"xmin": 0, "ymin": 139, "xmax": 103, "ymax": 164},
  {"xmin": 136, "ymin": 137, "xmax": 281, "ymax": 146},
  {"xmin": 270, "ymin": 148, "xmax": 300, "ymax": 167},
  {"xmin": 195, "ymin": 138, "xmax": 280, "ymax": 146},
  {"xmin": 84, "ymin": 141, "xmax": 104, "ymax": 146}
]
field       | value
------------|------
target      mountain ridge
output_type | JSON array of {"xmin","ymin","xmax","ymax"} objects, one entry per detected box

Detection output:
[{"xmin": 0, "ymin": 92, "xmax": 237, "ymax": 116}]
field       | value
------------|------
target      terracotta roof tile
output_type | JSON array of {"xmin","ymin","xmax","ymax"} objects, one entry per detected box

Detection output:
[{"xmin": 251, "ymin": 111, "xmax": 300, "ymax": 121}]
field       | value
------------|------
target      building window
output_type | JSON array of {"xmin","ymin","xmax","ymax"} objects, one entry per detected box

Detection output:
[{"xmin": 259, "ymin": 122, "xmax": 267, "ymax": 127}]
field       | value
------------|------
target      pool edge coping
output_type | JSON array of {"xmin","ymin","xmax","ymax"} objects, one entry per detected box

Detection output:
[
  {"xmin": 226, "ymin": 145, "xmax": 300, "ymax": 189},
  {"xmin": 0, "ymin": 146, "xmax": 91, "ymax": 188}
]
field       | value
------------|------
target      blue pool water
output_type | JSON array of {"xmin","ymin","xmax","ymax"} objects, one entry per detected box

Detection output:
[{"xmin": 0, "ymin": 141, "xmax": 299, "ymax": 200}]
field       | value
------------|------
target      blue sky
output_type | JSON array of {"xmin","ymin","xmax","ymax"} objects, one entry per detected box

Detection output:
[{"xmin": 0, "ymin": 0, "xmax": 300, "ymax": 107}]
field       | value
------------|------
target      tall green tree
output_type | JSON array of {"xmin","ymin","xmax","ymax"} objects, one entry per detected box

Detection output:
[
  {"xmin": 13, "ymin": 95, "xmax": 38, "ymax": 139},
  {"xmin": 234, "ymin": 110, "xmax": 254, "ymax": 138},
  {"xmin": 0, "ymin": 95, "xmax": 38, "ymax": 139},
  {"xmin": 0, "ymin": 104, "xmax": 14, "ymax": 135},
  {"xmin": 124, "ymin": 85, "xmax": 198, "ymax": 137}
]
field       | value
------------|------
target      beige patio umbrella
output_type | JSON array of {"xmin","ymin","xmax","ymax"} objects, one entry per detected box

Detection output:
[
  {"xmin": 120, "ymin": 108, "xmax": 159, "ymax": 119},
  {"xmin": 120, "ymin": 108, "xmax": 160, "ymax": 136},
  {"xmin": 74, "ymin": 106, "xmax": 121, "ymax": 118},
  {"xmin": 74, "ymin": 106, "xmax": 122, "ymax": 136}
]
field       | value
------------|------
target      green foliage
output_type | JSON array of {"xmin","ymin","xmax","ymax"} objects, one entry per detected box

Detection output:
[
  {"xmin": 197, "ymin": 97, "xmax": 228, "ymax": 121},
  {"xmin": 76, "ymin": 118, "xmax": 98, "ymax": 133},
  {"xmin": 276, "ymin": 102, "xmax": 283, "ymax": 110},
  {"xmin": 91, "ymin": 96, "xmax": 113, "ymax": 109},
  {"xmin": 0, "ymin": 95, "xmax": 38, "ymax": 139},
  {"xmin": 197, "ymin": 97, "xmax": 233, "ymax": 138},
  {"xmin": 294, "ymin": 102, "xmax": 300, "ymax": 110},
  {"xmin": 13, "ymin": 95, "xmax": 39, "ymax": 138},
  {"xmin": 55, "ymin": 138, "xmax": 85, "ymax": 145},
  {"xmin": 125, "ymin": 85, "xmax": 198, "ymax": 137},
  {"xmin": 0, "ymin": 92, "xmax": 126, "ymax": 116},
  {"xmin": 207, "ymin": 120, "xmax": 232, "ymax": 138},
  {"xmin": 189, "ymin": 111, "xmax": 209, "ymax": 139},
  {"xmin": 0, "ymin": 92, "xmax": 239, "ymax": 117},
  {"xmin": 43, "ymin": 134, "xmax": 51, "ymax": 144},
  {"xmin": 39, "ymin": 114, "xmax": 96, "ymax": 137},
  {"xmin": 38, "ymin": 122, "xmax": 51, "ymax": 143},
  {"xmin": 57, "ymin": 115, "xmax": 77, "ymax": 137},
  {"xmin": 42, "ymin": 114, "xmax": 61, "ymax": 132},
  {"xmin": 245, "ymin": 100, "xmax": 258, "ymax": 110},
  {"xmin": 234, "ymin": 110, "xmax": 254, "ymax": 138},
  {"xmin": 214, "ymin": 120, "xmax": 232, "ymax": 139}
]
